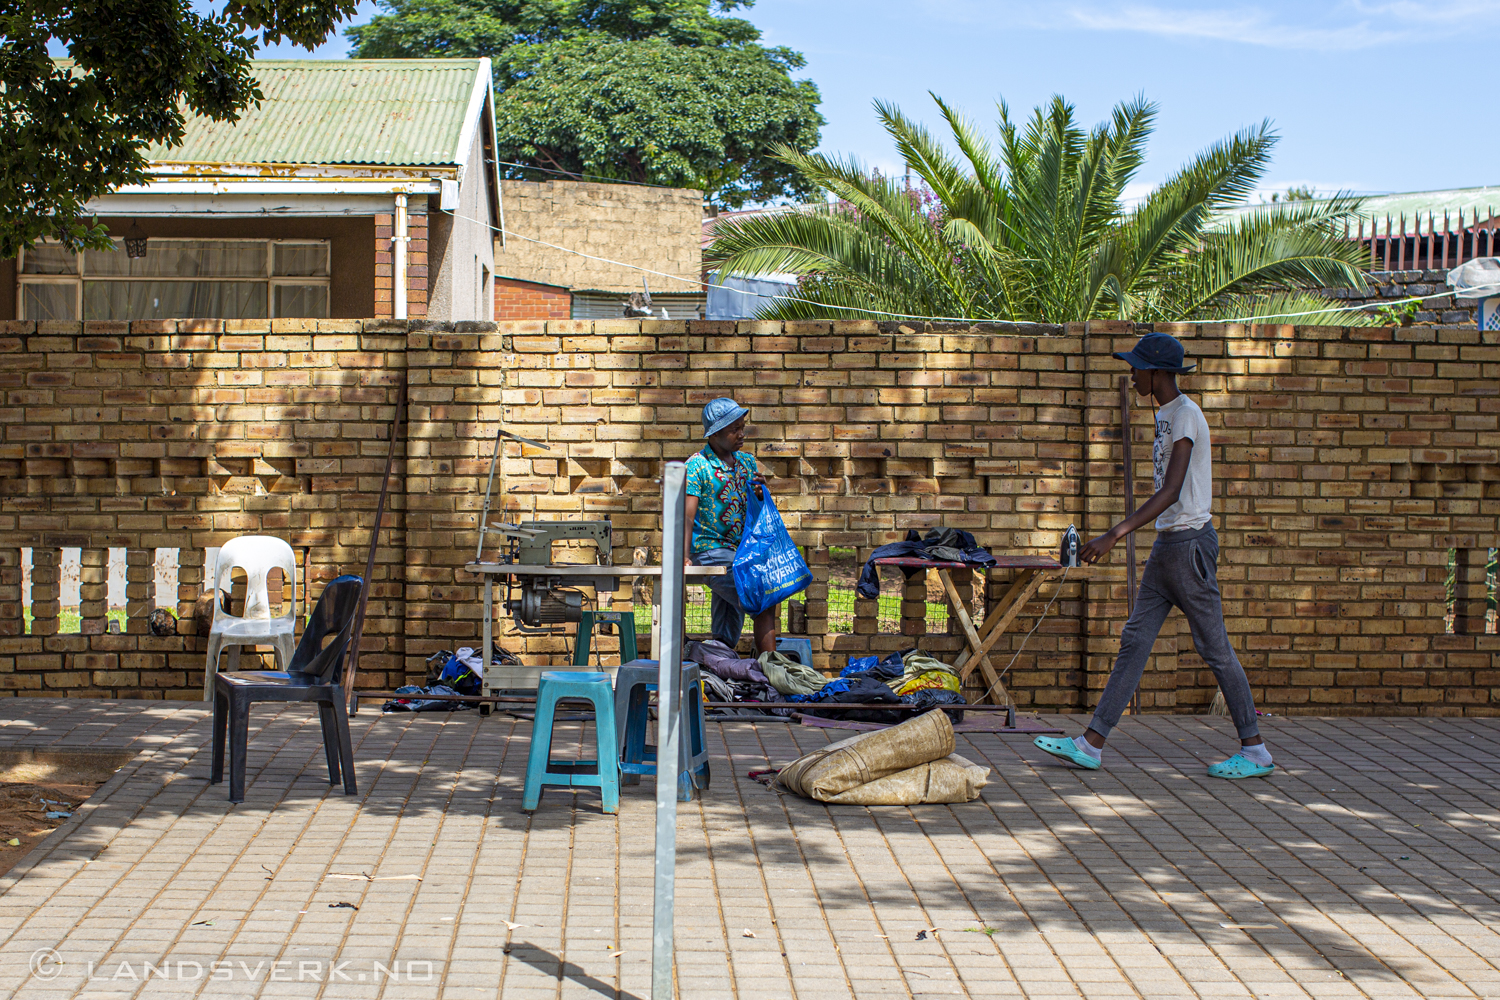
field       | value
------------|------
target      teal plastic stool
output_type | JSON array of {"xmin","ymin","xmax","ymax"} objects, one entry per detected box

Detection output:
[
  {"xmin": 776, "ymin": 636, "xmax": 814, "ymax": 668},
  {"xmin": 522, "ymin": 671, "xmax": 619, "ymax": 814},
  {"xmin": 572, "ymin": 610, "xmax": 639, "ymax": 666},
  {"xmin": 614, "ymin": 659, "xmax": 710, "ymax": 801}
]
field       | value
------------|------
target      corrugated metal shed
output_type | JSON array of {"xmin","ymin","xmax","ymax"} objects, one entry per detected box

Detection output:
[
  {"xmin": 147, "ymin": 60, "xmax": 482, "ymax": 167},
  {"xmin": 1217, "ymin": 185, "xmax": 1500, "ymax": 235}
]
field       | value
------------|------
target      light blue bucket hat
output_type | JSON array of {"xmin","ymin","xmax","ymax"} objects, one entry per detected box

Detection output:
[{"xmin": 702, "ymin": 397, "xmax": 749, "ymax": 439}]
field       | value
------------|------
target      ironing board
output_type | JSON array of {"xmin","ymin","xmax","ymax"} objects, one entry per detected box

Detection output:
[{"xmin": 873, "ymin": 555, "xmax": 1085, "ymax": 706}]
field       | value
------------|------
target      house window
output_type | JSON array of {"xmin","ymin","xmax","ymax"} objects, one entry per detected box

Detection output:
[{"xmin": 17, "ymin": 239, "xmax": 331, "ymax": 321}]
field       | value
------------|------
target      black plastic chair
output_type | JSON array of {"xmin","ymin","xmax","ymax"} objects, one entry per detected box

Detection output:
[{"xmin": 211, "ymin": 575, "xmax": 364, "ymax": 803}]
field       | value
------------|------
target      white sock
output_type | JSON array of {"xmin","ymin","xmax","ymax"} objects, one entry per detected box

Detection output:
[
  {"xmin": 1239, "ymin": 742, "xmax": 1272, "ymax": 766},
  {"xmin": 1073, "ymin": 736, "xmax": 1102, "ymax": 761}
]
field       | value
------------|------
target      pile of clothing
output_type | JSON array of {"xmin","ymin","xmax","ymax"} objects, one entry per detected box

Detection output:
[
  {"xmin": 382, "ymin": 645, "xmax": 519, "ymax": 712},
  {"xmin": 683, "ymin": 641, "xmax": 968, "ymax": 723},
  {"xmin": 857, "ymin": 527, "xmax": 997, "ymax": 599}
]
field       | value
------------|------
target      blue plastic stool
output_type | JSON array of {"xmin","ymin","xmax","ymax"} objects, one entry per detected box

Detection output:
[
  {"xmin": 614, "ymin": 659, "xmax": 710, "ymax": 801},
  {"xmin": 776, "ymin": 636, "xmax": 814, "ymax": 668},
  {"xmin": 522, "ymin": 671, "xmax": 619, "ymax": 814}
]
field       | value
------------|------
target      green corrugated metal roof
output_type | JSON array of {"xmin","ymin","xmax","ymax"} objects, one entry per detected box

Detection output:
[
  {"xmin": 147, "ymin": 59, "xmax": 482, "ymax": 167},
  {"xmin": 1218, "ymin": 185, "xmax": 1500, "ymax": 235}
]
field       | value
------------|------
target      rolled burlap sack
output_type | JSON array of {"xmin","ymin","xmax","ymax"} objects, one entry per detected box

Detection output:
[
  {"xmin": 774, "ymin": 709, "xmax": 955, "ymax": 801},
  {"xmin": 817, "ymin": 754, "xmax": 989, "ymax": 805}
]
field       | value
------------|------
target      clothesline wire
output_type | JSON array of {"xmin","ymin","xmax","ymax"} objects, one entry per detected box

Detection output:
[
  {"xmin": 451, "ymin": 206, "xmax": 1488, "ymax": 326},
  {"xmin": 497, "ymin": 160, "xmax": 681, "ymax": 189},
  {"xmin": 451, "ymin": 209, "xmax": 991, "ymax": 322}
]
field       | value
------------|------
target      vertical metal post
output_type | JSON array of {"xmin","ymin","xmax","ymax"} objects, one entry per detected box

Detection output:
[
  {"xmin": 1120, "ymin": 376, "xmax": 1139, "ymax": 716},
  {"xmin": 653, "ymin": 462, "xmax": 687, "ymax": 1000},
  {"xmin": 394, "ymin": 193, "xmax": 409, "ymax": 320},
  {"xmin": 482, "ymin": 577, "xmax": 493, "ymax": 696}
]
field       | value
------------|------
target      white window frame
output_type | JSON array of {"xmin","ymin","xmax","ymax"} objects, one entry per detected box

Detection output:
[{"xmin": 16, "ymin": 238, "xmax": 332, "ymax": 321}]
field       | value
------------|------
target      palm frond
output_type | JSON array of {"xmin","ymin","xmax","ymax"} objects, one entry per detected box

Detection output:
[
  {"xmin": 702, "ymin": 93, "xmax": 1377, "ymax": 328},
  {"xmin": 875, "ymin": 100, "xmax": 968, "ymax": 208},
  {"xmin": 1193, "ymin": 290, "xmax": 1382, "ymax": 327},
  {"xmin": 1162, "ymin": 200, "xmax": 1372, "ymax": 318}
]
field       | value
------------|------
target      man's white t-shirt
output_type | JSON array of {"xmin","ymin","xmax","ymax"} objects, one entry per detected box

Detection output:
[{"xmin": 1152, "ymin": 394, "xmax": 1213, "ymax": 531}]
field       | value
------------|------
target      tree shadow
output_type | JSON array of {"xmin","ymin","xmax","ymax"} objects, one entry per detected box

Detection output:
[
  {"xmin": 4, "ymin": 700, "xmax": 1498, "ymax": 996},
  {"xmin": 505, "ymin": 942, "xmax": 644, "ymax": 1000}
]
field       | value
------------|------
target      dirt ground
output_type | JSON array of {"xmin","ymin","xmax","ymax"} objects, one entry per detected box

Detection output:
[
  {"xmin": 0, "ymin": 749, "xmax": 134, "ymax": 879},
  {"xmin": 0, "ymin": 779, "xmax": 103, "ymax": 878}
]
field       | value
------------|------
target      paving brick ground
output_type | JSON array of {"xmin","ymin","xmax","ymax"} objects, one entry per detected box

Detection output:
[{"xmin": 0, "ymin": 699, "xmax": 1496, "ymax": 999}]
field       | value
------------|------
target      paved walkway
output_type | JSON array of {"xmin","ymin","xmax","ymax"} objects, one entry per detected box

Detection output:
[{"xmin": 0, "ymin": 699, "xmax": 1497, "ymax": 999}]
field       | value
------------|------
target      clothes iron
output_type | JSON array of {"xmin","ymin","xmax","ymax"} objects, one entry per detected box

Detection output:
[{"xmin": 1058, "ymin": 524, "xmax": 1080, "ymax": 567}]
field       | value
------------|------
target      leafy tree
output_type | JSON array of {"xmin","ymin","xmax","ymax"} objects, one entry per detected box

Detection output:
[
  {"xmin": 347, "ymin": 0, "xmax": 822, "ymax": 207},
  {"xmin": 704, "ymin": 95, "xmax": 1376, "ymax": 325},
  {"xmin": 0, "ymin": 0, "xmax": 360, "ymax": 258},
  {"xmin": 1271, "ymin": 184, "xmax": 1318, "ymax": 202}
]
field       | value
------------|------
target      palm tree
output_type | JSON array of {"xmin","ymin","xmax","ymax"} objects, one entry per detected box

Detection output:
[{"xmin": 704, "ymin": 95, "xmax": 1375, "ymax": 325}]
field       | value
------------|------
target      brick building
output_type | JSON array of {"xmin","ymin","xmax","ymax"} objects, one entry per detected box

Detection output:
[
  {"xmin": 494, "ymin": 180, "xmax": 705, "ymax": 320},
  {"xmin": 3, "ymin": 59, "xmax": 502, "ymax": 324}
]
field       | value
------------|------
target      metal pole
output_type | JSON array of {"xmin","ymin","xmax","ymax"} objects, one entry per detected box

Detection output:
[
  {"xmin": 344, "ymin": 373, "xmax": 406, "ymax": 711},
  {"xmin": 653, "ymin": 462, "xmax": 687, "ymax": 1000},
  {"xmin": 1120, "ymin": 376, "xmax": 1139, "ymax": 716},
  {"xmin": 394, "ymin": 194, "xmax": 409, "ymax": 320}
]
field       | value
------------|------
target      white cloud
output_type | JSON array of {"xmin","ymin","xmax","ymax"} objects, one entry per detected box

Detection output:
[
  {"xmin": 1350, "ymin": 0, "xmax": 1500, "ymax": 22},
  {"xmin": 927, "ymin": 0, "xmax": 1500, "ymax": 51},
  {"xmin": 1062, "ymin": 5, "xmax": 1404, "ymax": 50}
]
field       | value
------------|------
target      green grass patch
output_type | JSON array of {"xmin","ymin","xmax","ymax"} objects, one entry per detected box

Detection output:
[
  {"xmin": 24, "ymin": 607, "xmax": 129, "ymax": 635},
  {"xmin": 633, "ymin": 584, "xmax": 954, "ymax": 635}
]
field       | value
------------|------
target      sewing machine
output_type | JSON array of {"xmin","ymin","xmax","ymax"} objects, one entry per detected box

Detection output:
[
  {"xmin": 488, "ymin": 519, "xmax": 617, "ymax": 630},
  {"xmin": 465, "ymin": 427, "xmax": 725, "ymax": 695}
]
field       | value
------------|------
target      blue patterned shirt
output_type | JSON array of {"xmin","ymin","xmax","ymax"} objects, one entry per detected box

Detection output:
[{"xmin": 685, "ymin": 446, "xmax": 758, "ymax": 554}]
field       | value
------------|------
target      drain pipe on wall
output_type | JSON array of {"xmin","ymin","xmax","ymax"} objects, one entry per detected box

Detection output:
[{"xmin": 393, "ymin": 194, "xmax": 409, "ymax": 319}]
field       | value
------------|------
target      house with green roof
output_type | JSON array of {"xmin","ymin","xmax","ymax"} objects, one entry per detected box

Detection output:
[
  {"xmin": 1218, "ymin": 185, "xmax": 1500, "ymax": 271},
  {"xmin": 5, "ymin": 59, "xmax": 502, "ymax": 323}
]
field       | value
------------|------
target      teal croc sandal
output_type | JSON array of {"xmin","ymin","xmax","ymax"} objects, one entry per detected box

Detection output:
[
  {"xmin": 1207, "ymin": 753, "xmax": 1275, "ymax": 780},
  {"xmin": 1033, "ymin": 736, "xmax": 1101, "ymax": 771}
]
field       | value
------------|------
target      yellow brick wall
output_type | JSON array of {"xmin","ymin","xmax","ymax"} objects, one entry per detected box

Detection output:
[{"xmin": 1, "ymin": 317, "xmax": 1495, "ymax": 716}]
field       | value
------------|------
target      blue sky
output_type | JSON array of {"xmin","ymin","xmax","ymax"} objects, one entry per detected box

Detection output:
[{"xmin": 265, "ymin": 0, "xmax": 1497, "ymax": 200}]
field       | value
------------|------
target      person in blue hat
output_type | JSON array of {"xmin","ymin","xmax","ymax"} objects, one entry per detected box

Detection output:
[
  {"xmin": 682, "ymin": 397, "xmax": 779, "ymax": 653},
  {"xmin": 1033, "ymin": 333, "xmax": 1274, "ymax": 780}
]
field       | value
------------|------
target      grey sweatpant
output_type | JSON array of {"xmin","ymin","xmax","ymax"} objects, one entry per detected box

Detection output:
[{"xmin": 1090, "ymin": 523, "xmax": 1261, "ymax": 741}]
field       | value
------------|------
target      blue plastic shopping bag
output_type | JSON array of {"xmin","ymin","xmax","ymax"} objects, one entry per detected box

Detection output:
[{"xmin": 732, "ymin": 491, "xmax": 812, "ymax": 615}]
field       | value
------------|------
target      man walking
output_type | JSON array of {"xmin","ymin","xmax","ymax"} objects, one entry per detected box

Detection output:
[{"xmin": 1034, "ymin": 333, "xmax": 1273, "ymax": 779}]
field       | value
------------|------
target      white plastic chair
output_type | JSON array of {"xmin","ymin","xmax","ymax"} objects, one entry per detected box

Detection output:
[{"xmin": 203, "ymin": 535, "xmax": 298, "ymax": 700}]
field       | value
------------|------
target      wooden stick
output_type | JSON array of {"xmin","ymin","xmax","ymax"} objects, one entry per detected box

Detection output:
[
  {"xmin": 1120, "ymin": 376, "xmax": 1138, "ymax": 618},
  {"xmin": 938, "ymin": 568, "xmax": 1006, "ymax": 706},
  {"xmin": 357, "ymin": 691, "xmax": 1027, "ymax": 712},
  {"xmin": 1122, "ymin": 375, "xmax": 1139, "ymax": 715},
  {"xmin": 344, "ymin": 375, "xmax": 407, "ymax": 709},
  {"xmin": 953, "ymin": 572, "xmax": 1029, "ymax": 674}
]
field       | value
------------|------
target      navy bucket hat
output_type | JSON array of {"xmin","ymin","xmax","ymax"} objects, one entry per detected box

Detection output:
[
  {"xmin": 1113, "ymin": 333, "xmax": 1196, "ymax": 374},
  {"xmin": 702, "ymin": 397, "xmax": 749, "ymax": 439}
]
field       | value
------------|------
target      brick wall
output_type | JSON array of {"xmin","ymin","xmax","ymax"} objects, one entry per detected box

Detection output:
[
  {"xmin": 494, "ymin": 180, "xmax": 702, "ymax": 294},
  {"xmin": 1, "ymin": 318, "xmax": 1495, "ymax": 716},
  {"xmin": 494, "ymin": 278, "xmax": 571, "ymax": 321},
  {"xmin": 1321, "ymin": 270, "xmax": 1478, "ymax": 325}
]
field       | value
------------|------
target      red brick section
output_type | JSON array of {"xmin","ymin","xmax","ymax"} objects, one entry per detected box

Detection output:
[
  {"xmin": 494, "ymin": 277, "xmax": 571, "ymax": 321},
  {"xmin": 0, "ymin": 318, "xmax": 1495, "ymax": 717},
  {"xmin": 373, "ymin": 212, "xmax": 429, "ymax": 319}
]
